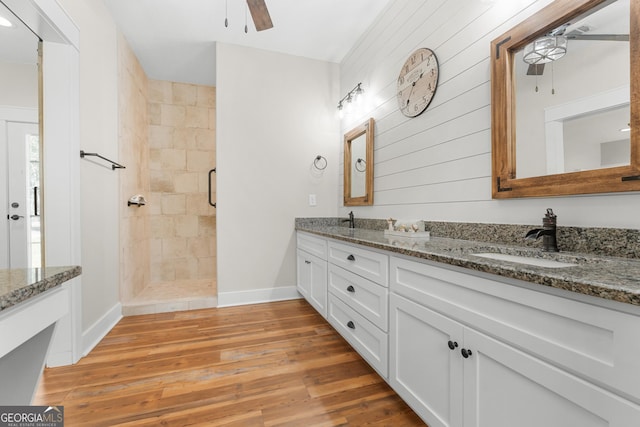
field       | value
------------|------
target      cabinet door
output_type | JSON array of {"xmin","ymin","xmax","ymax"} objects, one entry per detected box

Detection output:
[
  {"xmin": 296, "ymin": 250, "xmax": 327, "ymax": 318},
  {"xmin": 389, "ymin": 294, "xmax": 463, "ymax": 427},
  {"xmin": 463, "ymin": 328, "xmax": 640, "ymax": 427}
]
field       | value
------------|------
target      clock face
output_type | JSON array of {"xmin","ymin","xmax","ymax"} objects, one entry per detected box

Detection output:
[{"xmin": 397, "ymin": 48, "xmax": 439, "ymax": 118}]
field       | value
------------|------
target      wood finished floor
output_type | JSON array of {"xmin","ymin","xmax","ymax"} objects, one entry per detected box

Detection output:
[{"xmin": 35, "ymin": 299, "xmax": 425, "ymax": 426}]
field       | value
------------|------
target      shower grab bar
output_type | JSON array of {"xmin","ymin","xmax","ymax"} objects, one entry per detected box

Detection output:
[
  {"xmin": 208, "ymin": 168, "xmax": 217, "ymax": 208},
  {"xmin": 80, "ymin": 150, "xmax": 126, "ymax": 170}
]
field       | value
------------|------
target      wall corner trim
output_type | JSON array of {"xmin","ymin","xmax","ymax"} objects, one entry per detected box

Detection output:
[{"xmin": 81, "ymin": 302, "xmax": 122, "ymax": 358}]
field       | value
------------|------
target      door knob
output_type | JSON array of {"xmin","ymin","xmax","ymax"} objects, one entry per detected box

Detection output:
[{"xmin": 9, "ymin": 214, "xmax": 24, "ymax": 221}]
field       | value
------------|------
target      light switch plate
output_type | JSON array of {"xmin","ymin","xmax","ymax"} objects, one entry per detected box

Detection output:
[{"xmin": 309, "ymin": 194, "xmax": 317, "ymax": 206}]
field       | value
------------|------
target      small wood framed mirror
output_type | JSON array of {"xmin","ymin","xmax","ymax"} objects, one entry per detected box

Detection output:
[{"xmin": 344, "ymin": 118, "xmax": 374, "ymax": 206}]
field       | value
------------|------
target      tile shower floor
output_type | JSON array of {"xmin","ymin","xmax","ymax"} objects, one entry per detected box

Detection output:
[{"xmin": 122, "ymin": 280, "xmax": 217, "ymax": 316}]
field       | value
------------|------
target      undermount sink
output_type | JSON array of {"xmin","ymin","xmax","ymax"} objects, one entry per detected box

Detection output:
[{"xmin": 472, "ymin": 253, "xmax": 577, "ymax": 269}]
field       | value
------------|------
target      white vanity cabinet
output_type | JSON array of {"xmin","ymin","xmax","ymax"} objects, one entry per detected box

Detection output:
[
  {"xmin": 295, "ymin": 229, "xmax": 640, "ymax": 427},
  {"xmin": 390, "ymin": 256, "xmax": 640, "ymax": 427},
  {"xmin": 326, "ymin": 240, "xmax": 389, "ymax": 378},
  {"xmin": 296, "ymin": 232, "xmax": 328, "ymax": 317}
]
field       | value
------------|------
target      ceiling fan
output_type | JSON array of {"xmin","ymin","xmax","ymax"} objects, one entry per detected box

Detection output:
[
  {"xmin": 247, "ymin": 0, "xmax": 273, "ymax": 31},
  {"xmin": 526, "ymin": 25, "xmax": 629, "ymax": 75}
]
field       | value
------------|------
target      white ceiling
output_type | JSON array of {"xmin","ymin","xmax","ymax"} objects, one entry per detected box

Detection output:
[
  {"xmin": 103, "ymin": 0, "xmax": 392, "ymax": 86},
  {"xmin": 0, "ymin": 2, "xmax": 39, "ymax": 64}
]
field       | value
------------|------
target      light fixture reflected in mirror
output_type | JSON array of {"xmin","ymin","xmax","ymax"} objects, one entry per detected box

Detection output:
[{"xmin": 523, "ymin": 36, "xmax": 568, "ymax": 64}]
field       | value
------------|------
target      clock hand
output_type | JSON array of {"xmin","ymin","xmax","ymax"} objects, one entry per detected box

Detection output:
[{"xmin": 405, "ymin": 72, "xmax": 424, "ymax": 107}]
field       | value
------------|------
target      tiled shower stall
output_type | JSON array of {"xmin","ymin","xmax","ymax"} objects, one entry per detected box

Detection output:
[{"xmin": 118, "ymin": 34, "xmax": 217, "ymax": 315}]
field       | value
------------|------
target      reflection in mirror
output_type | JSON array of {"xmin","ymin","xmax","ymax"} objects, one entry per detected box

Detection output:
[
  {"xmin": 350, "ymin": 133, "xmax": 367, "ymax": 198},
  {"xmin": 514, "ymin": 0, "xmax": 630, "ymax": 179},
  {"xmin": 0, "ymin": 3, "xmax": 42, "ymax": 268},
  {"xmin": 344, "ymin": 118, "xmax": 374, "ymax": 206},
  {"xmin": 491, "ymin": 0, "xmax": 640, "ymax": 198}
]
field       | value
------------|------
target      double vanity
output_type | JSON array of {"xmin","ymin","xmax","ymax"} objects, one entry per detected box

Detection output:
[{"xmin": 296, "ymin": 218, "xmax": 640, "ymax": 427}]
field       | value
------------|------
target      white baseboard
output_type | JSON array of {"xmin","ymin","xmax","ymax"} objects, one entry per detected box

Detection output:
[
  {"xmin": 217, "ymin": 286, "xmax": 302, "ymax": 308},
  {"xmin": 81, "ymin": 302, "xmax": 122, "ymax": 357}
]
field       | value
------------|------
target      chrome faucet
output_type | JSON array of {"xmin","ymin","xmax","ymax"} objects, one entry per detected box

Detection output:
[
  {"xmin": 525, "ymin": 208, "xmax": 558, "ymax": 252},
  {"xmin": 342, "ymin": 211, "xmax": 355, "ymax": 229}
]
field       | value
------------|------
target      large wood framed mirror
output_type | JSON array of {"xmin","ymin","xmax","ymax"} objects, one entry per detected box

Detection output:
[
  {"xmin": 344, "ymin": 118, "xmax": 374, "ymax": 206},
  {"xmin": 491, "ymin": 0, "xmax": 639, "ymax": 198}
]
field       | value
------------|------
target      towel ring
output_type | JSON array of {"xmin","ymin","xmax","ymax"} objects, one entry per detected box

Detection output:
[
  {"xmin": 355, "ymin": 158, "xmax": 366, "ymax": 172},
  {"xmin": 313, "ymin": 155, "xmax": 327, "ymax": 170}
]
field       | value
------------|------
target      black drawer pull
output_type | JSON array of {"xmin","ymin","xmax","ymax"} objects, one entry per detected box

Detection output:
[
  {"xmin": 304, "ymin": 260, "xmax": 311, "ymax": 265},
  {"xmin": 347, "ymin": 254, "xmax": 356, "ymax": 261},
  {"xmin": 347, "ymin": 321, "xmax": 355, "ymax": 329},
  {"xmin": 346, "ymin": 285, "xmax": 355, "ymax": 293}
]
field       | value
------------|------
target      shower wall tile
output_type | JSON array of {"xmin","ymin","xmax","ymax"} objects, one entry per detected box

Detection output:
[
  {"xmin": 185, "ymin": 106, "xmax": 209, "ymax": 128},
  {"xmin": 173, "ymin": 172, "xmax": 199, "ymax": 194},
  {"xmin": 161, "ymin": 104, "xmax": 186, "ymax": 127},
  {"xmin": 160, "ymin": 148, "xmax": 186, "ymax": 170},
  {"xmin": 172, "ymin": 83, "xmax": 197, "ymax": 106},
  {"xmin": 118, "ymin": 32, "xmax": 151, "ymax": 302},
  {"xmin": 197, "ymin": 86, "xmax": 215, "ymax": 107},
  {"xmin": 149, "ymin": 125, "xmax": 173, "ymax": 149},
  {"xmin": 161, "ymin": 194, "xmax": 186, "ymax": 215},
  {"xmin": 148, "ymin": 79, "xmax": 217, "ymax": 295}
]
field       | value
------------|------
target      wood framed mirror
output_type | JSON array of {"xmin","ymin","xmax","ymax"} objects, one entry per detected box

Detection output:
[
  {"xmin": 344, "ymin": 118, "xmax": 374, "ymax": 206},
  {"xmin": 491, "ymin": 0, "xmax": 639, "ymax": 198}
]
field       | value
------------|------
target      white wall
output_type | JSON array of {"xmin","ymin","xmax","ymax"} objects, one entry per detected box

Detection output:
[
  {"xmin": 338, "ymin": 0, "xmax": 640, "ymax": 229},
  {"xmin": 216, "ymin": 43, "xmax": 340, "ymax": 302},
  {"xmin": 0, "ymin": 63, "xmax": 38, "ymax": 108},
  {"xmin": 56, "ymin": 0, "xmax": 120, "ymax": 332}
]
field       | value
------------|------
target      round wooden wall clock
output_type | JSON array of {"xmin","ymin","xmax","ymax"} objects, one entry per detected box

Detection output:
[{"xmin": 396, "ymin": 48, "xmax": 439, "ymax": 118}]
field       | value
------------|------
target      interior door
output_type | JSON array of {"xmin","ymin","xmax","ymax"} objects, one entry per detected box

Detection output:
[{"xmin": 2, "ymin": 121, "xmax": 39, "ymax": 268}]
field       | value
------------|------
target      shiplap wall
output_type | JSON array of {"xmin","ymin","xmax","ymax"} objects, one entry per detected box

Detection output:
[{"xmin": 338, "ymin": 0, "xmax": 640, "ymax": 229}]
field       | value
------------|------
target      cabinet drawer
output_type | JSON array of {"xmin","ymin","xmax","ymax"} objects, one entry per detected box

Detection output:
[
  {"xmin": 297, "ymin": 232, "xmax": 327, "ymax": 260},
  {"xmin": 391, "ymin": 256, "xmax": 640, "ymax": 402},
  {"xmin": 329, "ymin": 264, "xmax": 388, "ymax": 331},
  {"xmin": 328, "ymin": 294, "xmax": 388, "ymax": 378},
  {"xmin": 328, "ymin": 241, "xmax": 388, "ymax": 286}
]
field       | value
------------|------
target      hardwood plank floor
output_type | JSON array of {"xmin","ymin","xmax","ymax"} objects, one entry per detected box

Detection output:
[{"xmin": 35, "ymin": 299, "xmax": 425, "ymax": 426}]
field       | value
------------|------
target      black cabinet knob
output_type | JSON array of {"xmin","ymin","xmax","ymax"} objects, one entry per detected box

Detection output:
[
  {"xmin": 447, "ymin": 340, "xmax": 458, "ymax": 350},
  {"xmin": 304, "ymin": 260, "xmax": 311, "ymax": 265},
  {"xmin": 347, "ymin": 321, "xmax": 355, "ymax": 329},
  {"xmin": 347, "ymin": 254, "xmax": 356, "ymax": 261},
  {"xmin": 346, "ymin": 285, "xmax": 355, "ymax": 293},
  {"xmin": 461, "ymin": 348, "xmax": 473, "ymax": 359}
]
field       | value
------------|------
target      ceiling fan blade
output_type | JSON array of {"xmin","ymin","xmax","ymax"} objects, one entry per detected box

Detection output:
[
  {"xmin": 247, "ymin": 0, "xmax": 273, "ymax": 31},
  {"xmin": 566, "ymin": 34, "xmax": 629, "ymax": 41},
  {"xmin": 527, "ymin": 63, "xmax": 545, "ymax": 76}
]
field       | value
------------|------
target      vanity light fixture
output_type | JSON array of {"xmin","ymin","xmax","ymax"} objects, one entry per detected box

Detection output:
[
  {"xmin": 337, "ymin": 83, "xmax": 364, "ymax": 116},
  {"xmin": 0, "ymin": 15, "xmax": 13, "ymax": 27}
]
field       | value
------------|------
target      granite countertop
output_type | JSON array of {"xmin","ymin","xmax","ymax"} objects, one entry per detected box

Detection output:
[
  {"xmin": 296, "ymin": 224, "xmax": 640, "ymax": 307},
  {"xmin": 0, "ymin": 266, "xmax": 82, "ymax": 312}
]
